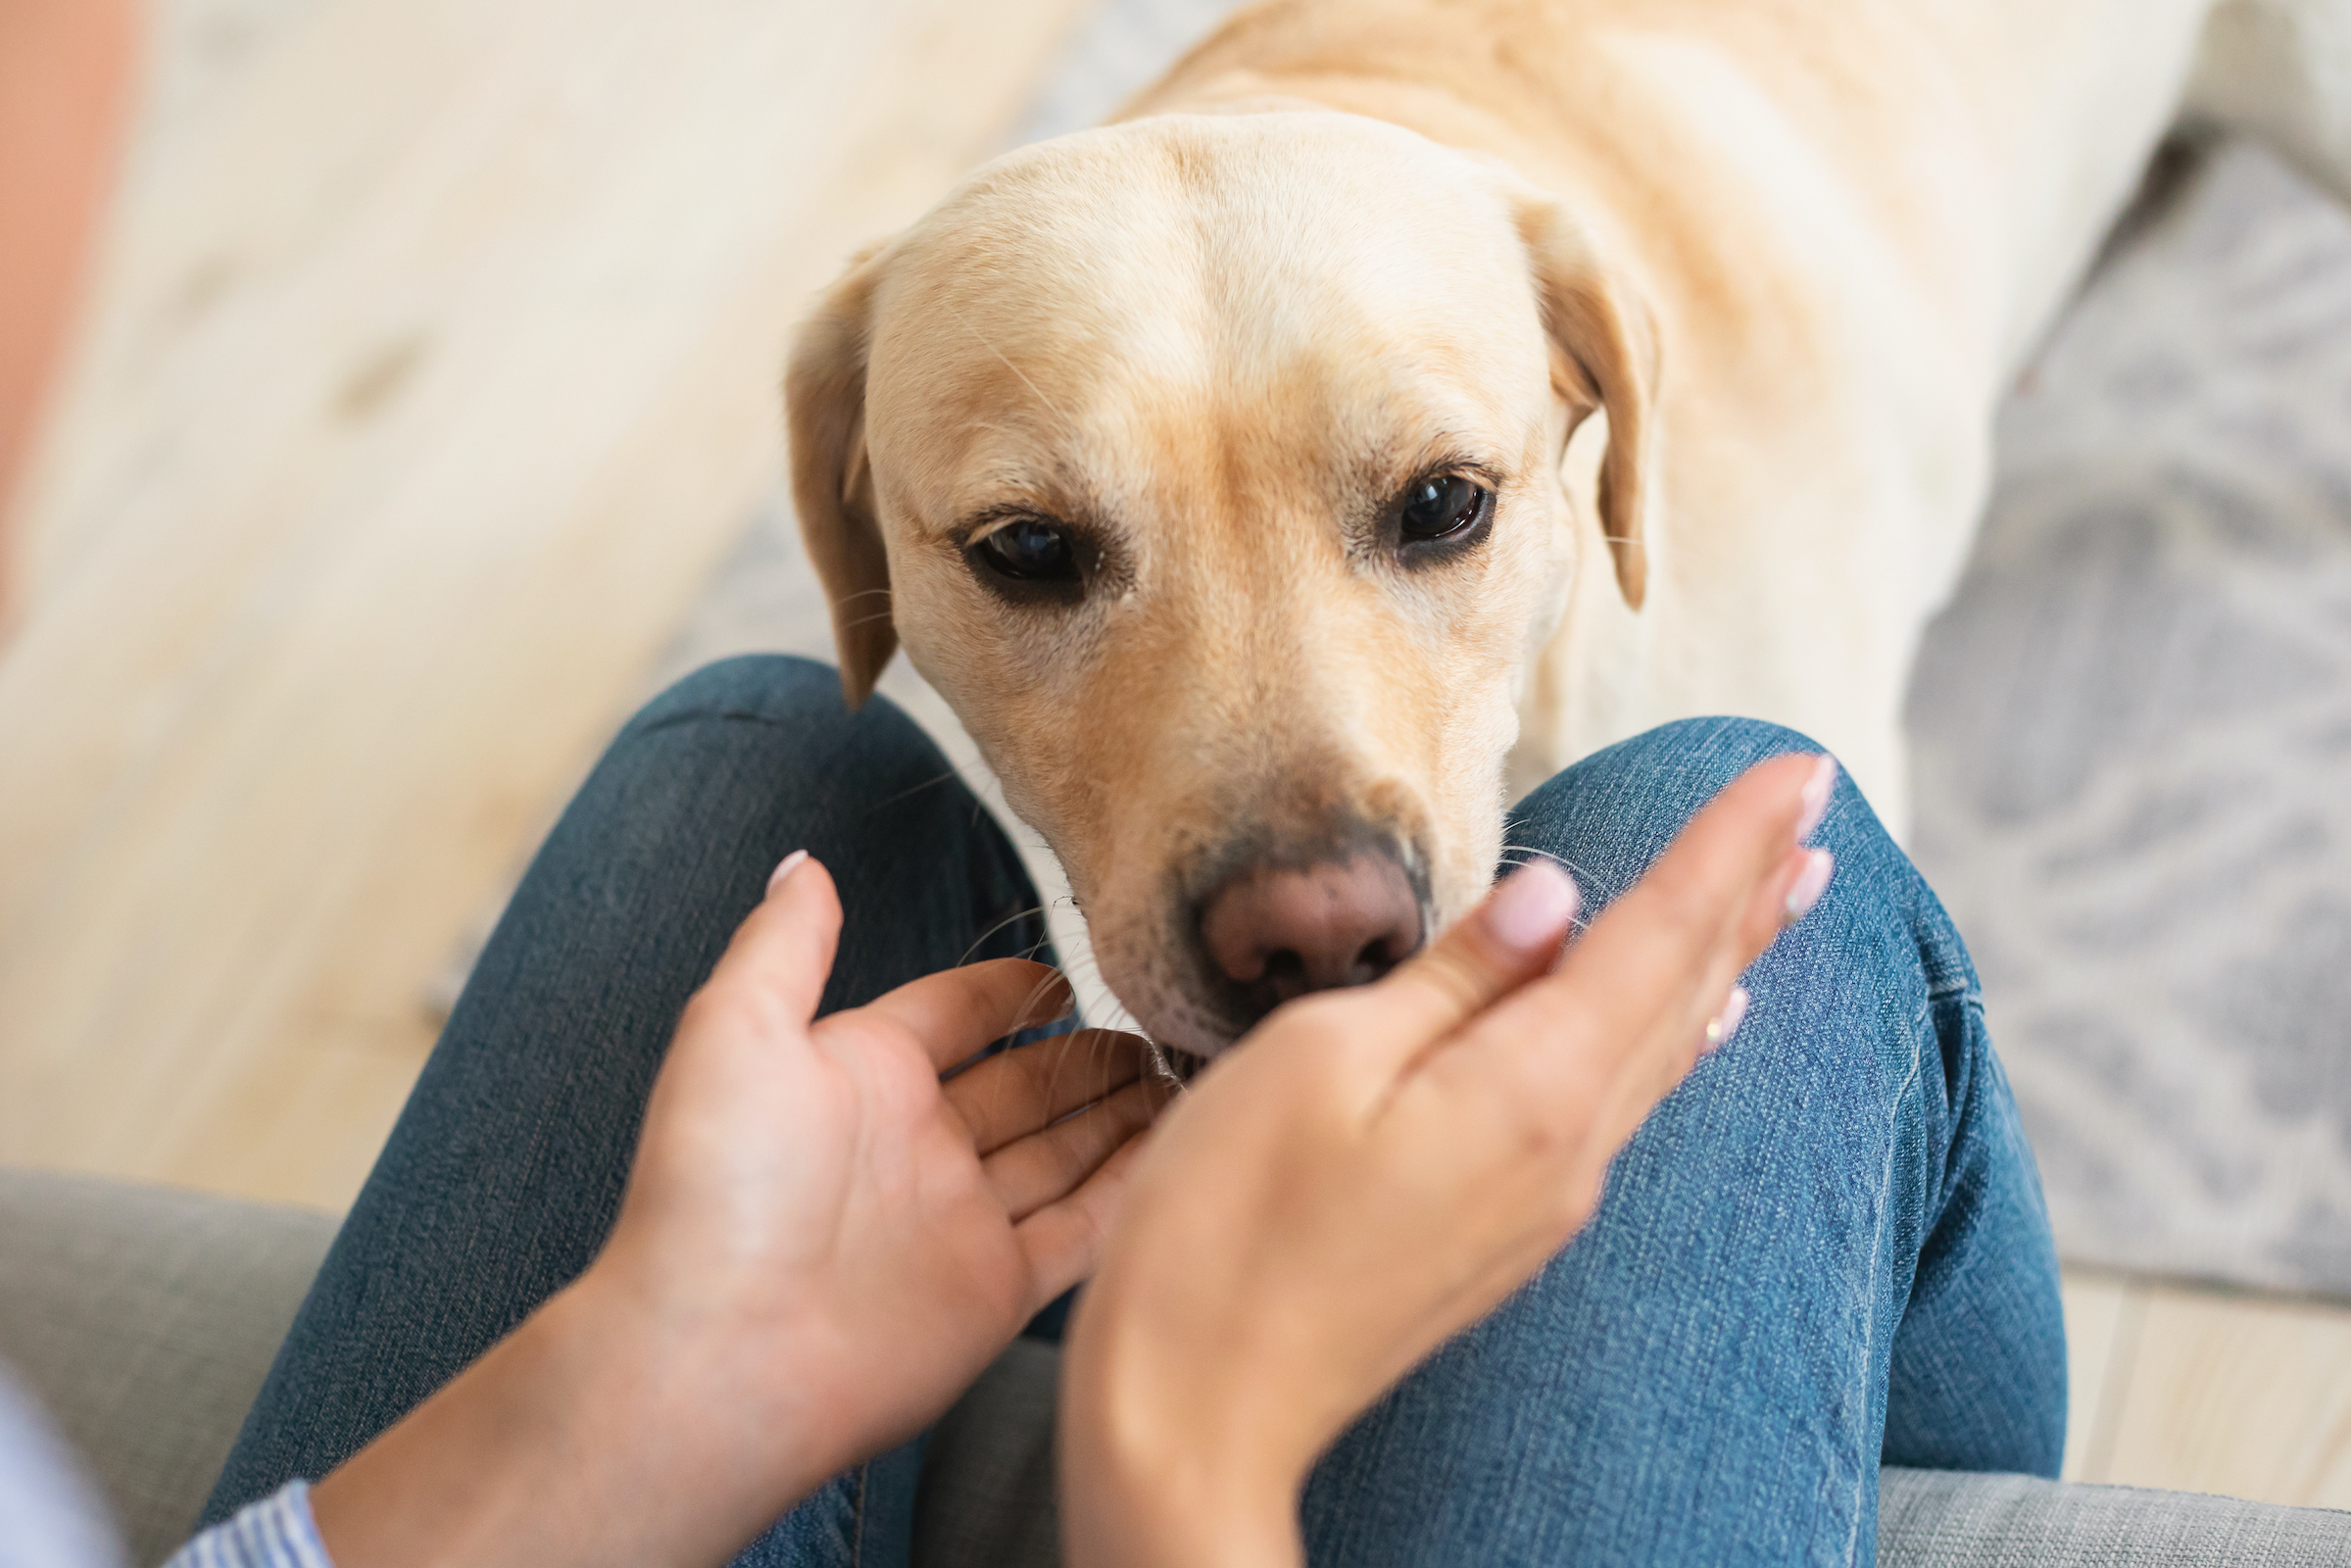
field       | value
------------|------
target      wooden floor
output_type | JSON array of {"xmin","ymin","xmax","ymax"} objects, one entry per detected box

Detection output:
[
  {"xmin": 2, "ymin": 0, "xmax": 2345, "ymax": 1519},
  {"xmin": 0, "ymin": 0, "xmax": 1093, "ymax": 1204}
]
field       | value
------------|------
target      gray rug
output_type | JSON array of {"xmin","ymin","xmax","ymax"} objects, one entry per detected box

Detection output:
[
  {"xmin": 659, "ymin": 8, "xmax": 2351, "ymax": 1296},
  {"xmin": 1908, "ymin": 140, "xmax": 2351, "ymax": 1298}
]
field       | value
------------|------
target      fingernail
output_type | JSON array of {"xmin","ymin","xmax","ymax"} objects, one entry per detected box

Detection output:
[
  {"xmin": 1784, "ymin": 849, "xmax": 1833, "ymax": 925},
  {"xmin": 766, "ymin": 849, "xmax": 808, "ymax": 896},
  {"xmin": 1796, "ymin": 756, "xmax": 1838, "ymax": 844},
  {"xmin": 1703, "ymin": 985, "xmax": 1749, "ymax": 1054},
  {"xmin": 1486, "ymin": 859, "xmax": 1581, "ymax": 953}
]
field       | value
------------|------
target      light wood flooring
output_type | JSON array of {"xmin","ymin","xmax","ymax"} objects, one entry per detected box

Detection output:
[{"xmin": 2, "ymin": 0, "xmax": 2345, "ymax": 1519}]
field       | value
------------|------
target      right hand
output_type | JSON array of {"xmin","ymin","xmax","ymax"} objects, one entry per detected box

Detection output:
[
  {"xmin": 314, "ymin": 856, "xmax": 1164, "ymax": 1568},
  {"xmin": 1060, "ymin": 752, "xmax": 1837, "ymax": 1568}
]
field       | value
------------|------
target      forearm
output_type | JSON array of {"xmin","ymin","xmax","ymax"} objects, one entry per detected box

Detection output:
[{"xmin": 309, "ymin": 1277, "xmax": 840, "ymax": 1568}]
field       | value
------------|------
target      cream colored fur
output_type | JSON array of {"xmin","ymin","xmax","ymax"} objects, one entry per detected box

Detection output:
[{"xmin": 787, "ymin": 0, "xmax": 2351, "ymax": 1054}]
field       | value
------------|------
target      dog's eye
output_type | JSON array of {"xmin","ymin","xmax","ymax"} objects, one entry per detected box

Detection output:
[
  {"xmin": 976, "ymin": 518, "xmax": 1080, "ymax": 583},
  {"xmin": 1398, "ymin": 474, "xmax": 1492, "ymax": 543}
]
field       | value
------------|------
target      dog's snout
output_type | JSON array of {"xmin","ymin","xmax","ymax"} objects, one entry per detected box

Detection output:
[{"xmin": 1198, "ymin": 853, "xmax": 1424, "ymax": 1022}]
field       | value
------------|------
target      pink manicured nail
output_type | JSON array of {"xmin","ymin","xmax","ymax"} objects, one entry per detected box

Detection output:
[
  {"xmin": 1785, "ymin": 849, "xmax": 1833, "ymax": 924},
  {"xmin": 1486, "ymin": 859, "xmax": 1581, "ymax": 953},
  {"xmin": 766, "ymin": 849, "xmax": 809, "ymax": 896},
  {"xmin": 1704, "ymin": 986, "xmax": 1750, "ymax": 1053},
  {"xmin": 1796, "ymin": 756, "xmax": 1838, "ymax": 844}
]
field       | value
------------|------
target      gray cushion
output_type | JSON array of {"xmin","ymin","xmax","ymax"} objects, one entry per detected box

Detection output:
[
  {"xmin": 1881, "ymin": 1465, "xmax": 2351, "ymax": 1567},
  {"xmin": 0, "ymin": 1169, "xmax": 334, "ymax": 1566}
]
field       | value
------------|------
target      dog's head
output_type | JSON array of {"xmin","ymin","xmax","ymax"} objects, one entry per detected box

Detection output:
[{"xmin": 788, "ymin": 112, "xmax": 1654, "ymax": 1055}]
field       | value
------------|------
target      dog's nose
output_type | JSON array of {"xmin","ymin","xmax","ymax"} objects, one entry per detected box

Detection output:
[{"xmin": 1198, "ymin": 853, "xmax": 1424, "ymax": 1020}]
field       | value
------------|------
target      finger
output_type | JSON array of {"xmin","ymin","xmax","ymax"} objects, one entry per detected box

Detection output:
[
  {"xmin": 1303, "ymin": 858, "xmax": 1582, "ymax": 1082},
  {"xmin": 1012, "ymin": 1131, "xmax": 1151, "ymax": 1310},
  {"xmin": 1553, "ymin": 751, "xmax": 1823, "ymax": 1044},
  {"xmin": 697, "ymin": 851, "xmax": 844, "ymax": 1031},
  {"xmin": 854, "ymin": 958, "xmax": 1076, "ymax": 1072},
  {"xmin": 983, "ymin": 1074, "xmax": 1171, "ymax": 1222},
  {"xmin": 1426, "ymin": 753, "xmax": 1827, "ymax": 1127},
  {"xmin": 946, "ymin": 1029, "xmax": 1154, "ymax": 1154}
]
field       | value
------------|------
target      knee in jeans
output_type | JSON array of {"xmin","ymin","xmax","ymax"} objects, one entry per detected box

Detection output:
[
  {"xmin": 1499, "ymin": 717, "xmax": 1934, "ymax": 931},
  {"xmin": 623, "ymin": 656, "xmax": 942, "ymax": 775},
  {"xmin": 1512, "ymin": 715, "xmax": 1827, "ymax": 856},
  {"xmin": 630, "ymin": 654, "xmax": 859, "ymax": 731},
  {"xmin": 1556, "ymin": 717, "xmax": 1828, "ymax": 801}
]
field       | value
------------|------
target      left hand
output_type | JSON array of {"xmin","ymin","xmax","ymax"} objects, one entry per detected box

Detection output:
[
  {"xmin": 1060, "ymin": 754, "xmax": 1835, "ymax": 1568},
  {"xmin": 313, "ymin": 851, "xmax": 1167, "ymax": 1568}
]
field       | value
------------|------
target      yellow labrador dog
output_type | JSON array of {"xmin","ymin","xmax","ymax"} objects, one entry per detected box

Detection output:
[{"xmin": 786, "ymin": 0, "xmax": 2351, "ymax": 1057}]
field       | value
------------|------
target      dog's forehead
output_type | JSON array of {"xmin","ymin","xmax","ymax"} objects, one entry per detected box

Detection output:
[{"xmin": 861, "ymin": 115, "xmax": 1550, "ymax": 512}]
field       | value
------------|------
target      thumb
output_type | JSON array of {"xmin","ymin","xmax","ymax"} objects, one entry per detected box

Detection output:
[
  {"xmin": 702, "ymin": 850, "xmax": 844, "ymax": 1028},
  {"xmin": 1324, "ymin": 858, "xmax": 1582, "ymax": 1076}
]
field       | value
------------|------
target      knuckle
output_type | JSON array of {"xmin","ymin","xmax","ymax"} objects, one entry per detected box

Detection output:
[
  {"xmin": 1254, "ymin": 992, "xmax": 1357, "ymax": 1056},
  {"xmin": 1408, "ymin": 946, "xmax": 1494, "ymax": 1012}
]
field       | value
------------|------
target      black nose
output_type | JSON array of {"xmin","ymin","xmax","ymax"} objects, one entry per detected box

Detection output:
[{"xmin": 1196, "ymin": 851, "xmax": 1425, "ymax": 1029}]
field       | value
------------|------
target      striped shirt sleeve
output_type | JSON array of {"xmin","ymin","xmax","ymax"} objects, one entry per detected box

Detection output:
[{"xmin": 162, "ymin": 1482, "xmax": 335, "ymax": 1568}]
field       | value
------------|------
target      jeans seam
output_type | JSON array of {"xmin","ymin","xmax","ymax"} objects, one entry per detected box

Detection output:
[
  {"xmin": 850, "ymin": 1461, "xmax": 868, "ymax": 1568},
  {"xmin": 1850, "ymin": 1019, "xmax": 1930, "ymax": 1565}
]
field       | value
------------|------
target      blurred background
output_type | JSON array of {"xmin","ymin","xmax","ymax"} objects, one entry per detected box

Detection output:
[{"xmin": 4, "ymin": 0, "xmax": 2349, "ymax": 1514}]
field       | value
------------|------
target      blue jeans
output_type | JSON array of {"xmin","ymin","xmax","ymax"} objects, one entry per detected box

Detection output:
[{"xmin": 203, "ymin": 656, "xmax": 2064, "ymax": 1566}]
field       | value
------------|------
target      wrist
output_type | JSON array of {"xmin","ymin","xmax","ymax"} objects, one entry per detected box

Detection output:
[
  {"xmin": 1059, "ymin": 1293, "xmax": 1309, "ymax": 1568},
  {"xmin": 1063, "ymin": 1402, "xmax": 1300, "ymax": 1568},
  {"xmin": 311, "ymin": 1272, "xmax": 841, "ymax": 1568},
  {"xmin": 548, "ymin": 1262, "xmax": 852, "ymax": 1537}
]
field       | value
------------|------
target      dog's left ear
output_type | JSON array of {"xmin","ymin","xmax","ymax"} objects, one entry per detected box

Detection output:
[
  {"xmin": 1514, "ymin": 199, "xmax": 1662, "ymax": 610},
  {"xmin": 786, "ymin": 242, "xmax": 896, "ymax": 707}
]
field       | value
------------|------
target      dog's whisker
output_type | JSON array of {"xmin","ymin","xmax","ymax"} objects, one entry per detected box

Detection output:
[
  {"xmin": 957, "ymin": 903, "xmax": 1053, "ymax": 969},
  {"xmin": 869, "ymin": 768, "xmax": 964, "ymax": 810},
  {"xmin": 1494, "ymin": 837, "xmax": 1618, "ymax": 893}
]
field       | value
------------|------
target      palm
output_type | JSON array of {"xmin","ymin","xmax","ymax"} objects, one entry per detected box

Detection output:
[
  {"xmin": 602, "ymin": 857, "xmax": 1164, "ymax": 1473},
  {"xmin": 796, "ymin": 1011, "xmax": 1037, "ymax": 1345}
]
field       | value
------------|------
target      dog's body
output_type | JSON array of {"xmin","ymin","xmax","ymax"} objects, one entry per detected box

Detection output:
[{"xmin": 789, "ymin": 0, "xmax": 2351, "ymax": 1055}]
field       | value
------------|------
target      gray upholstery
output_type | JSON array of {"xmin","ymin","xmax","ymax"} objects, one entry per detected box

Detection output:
[
  {"xmin": 0, "ymin": 1169, "xmax": 335, "ymax": 1565},
  {"xmin": 5, "ymin": 1167, "xmax": 2349, "ymax": 1566},
  {"xmin": 1880, "ymin": 1466, "xmax": 2351, "ymax": 1567}
]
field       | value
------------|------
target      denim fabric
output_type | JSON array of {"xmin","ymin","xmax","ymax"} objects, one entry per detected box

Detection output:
[{"xmin": 203, "ymin": 659, "xmax": 2062, "ymax": 1568}]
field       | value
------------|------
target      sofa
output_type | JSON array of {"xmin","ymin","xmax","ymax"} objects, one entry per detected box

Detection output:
[{"xmin": 4, "ymin": 1167, "xmax": 2346, "ymax": 1567}]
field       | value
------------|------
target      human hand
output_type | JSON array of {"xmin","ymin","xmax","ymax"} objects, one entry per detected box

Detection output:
[
  {"xmin": 314, "ymin": 852, "xmax": 1166, "ymax": 1568},
  {"xmin": 587, "ymin": 850, "xmax": 1168, "ymax": 1486},
  {"xmin": 1060, "ymin": 754, "xmax": 1837, "ymax": 1568}
]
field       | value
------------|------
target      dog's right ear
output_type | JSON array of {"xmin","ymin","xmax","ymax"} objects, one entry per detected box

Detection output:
[{"xmin": 786, "ymin": 244, "xmax": 895, "ymax": 707}]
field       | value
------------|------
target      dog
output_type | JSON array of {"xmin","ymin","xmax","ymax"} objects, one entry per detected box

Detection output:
[{"xmin": 784, "ymin": 0, "xmax": 2351, "ymax": 1058}]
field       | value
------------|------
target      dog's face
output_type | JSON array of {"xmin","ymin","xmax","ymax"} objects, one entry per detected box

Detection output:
[{"xmin": 790, "ymin": 113, "xmax": 1653, "ymax": 1055}]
